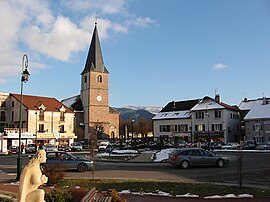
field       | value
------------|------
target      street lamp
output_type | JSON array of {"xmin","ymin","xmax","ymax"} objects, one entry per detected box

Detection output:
[{"xmin": 17, "ymin": 54, "xmax": 30, "ymax": 180}]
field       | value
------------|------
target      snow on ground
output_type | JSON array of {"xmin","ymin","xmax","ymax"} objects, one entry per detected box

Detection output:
[
  {"xmin": 153, "ymin": 148, "xmax": 175, "ymax": 162},
  {"xmin": 119, "ymin": 190, "xmax": 253, "ymax": 199}
]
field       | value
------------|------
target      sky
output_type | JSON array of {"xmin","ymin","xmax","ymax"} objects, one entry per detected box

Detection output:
[{"xmin": 1, "ymin": 0, "xmax": 270, "ymax": 108}]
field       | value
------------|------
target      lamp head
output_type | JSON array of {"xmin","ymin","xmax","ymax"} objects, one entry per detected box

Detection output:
[{"xmin": 22, "ymin": 68, "xmax": 30, "ymax": 82}]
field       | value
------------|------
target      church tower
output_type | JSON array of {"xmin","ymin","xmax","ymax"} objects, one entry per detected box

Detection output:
[{"xmin": 80, "ymin": 22, "xmax": 110, "ymax": 140}]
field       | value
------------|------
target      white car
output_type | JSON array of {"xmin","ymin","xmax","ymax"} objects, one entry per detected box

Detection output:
[
  {"xmin": 221, "ymin": 142, "xmax": 240, "ymax": 150},
  {"xmin": 98, "ymin": 142, "xmax": 111, "ymax": 152},
  {"xmin": 70, "ymin": 142, "xmax": 83, "ymax": 151}
]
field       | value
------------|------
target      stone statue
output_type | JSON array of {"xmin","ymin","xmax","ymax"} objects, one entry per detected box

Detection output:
[{"xmin": 18, "ymin": 149, "xmax": 48, "ymax": 202}]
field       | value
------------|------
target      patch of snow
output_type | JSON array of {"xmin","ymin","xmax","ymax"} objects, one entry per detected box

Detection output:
[
  {"xmin": 176, "ymin": 193, "xmax": 199, "ymax": 198},
  {"xmin": 204, "ymin": 194, "xmax": 253, "ymax": 199},
  {"xmin": 153, "ymin": 148, "xmax": 175, "ymax": 162}
]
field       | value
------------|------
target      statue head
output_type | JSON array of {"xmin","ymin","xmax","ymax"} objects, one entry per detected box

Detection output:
[{"xmin": 29, "ymin": 149, "xmax": 47, "ymax": 165}]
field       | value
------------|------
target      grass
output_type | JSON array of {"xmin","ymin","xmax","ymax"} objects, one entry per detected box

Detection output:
[{"xmin": 57, "ymin": 178, "xmax": 270, "ymax": 198}]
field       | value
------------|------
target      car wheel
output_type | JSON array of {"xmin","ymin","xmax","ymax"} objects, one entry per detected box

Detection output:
[
  {"xmin": 77, "ymin": 163, "xmax": 87, "ymax": 172},
  {"xmin": 217, "ymin": 159, "xmax": 225, "ymax": 168},
  {"xmin": 180, "ymin": 160, "xmax": 189, "ymax": 169}
]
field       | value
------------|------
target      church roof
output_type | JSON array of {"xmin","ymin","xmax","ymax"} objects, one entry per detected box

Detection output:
[{"xmin": 81, "ymin": 23, "xmax": 109, "ymax": 74}]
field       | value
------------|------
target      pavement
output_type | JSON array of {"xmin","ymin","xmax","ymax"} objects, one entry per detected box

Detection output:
[{"xmin": 0, "ymin": 151, "xmax": 269, "ymax": 201}]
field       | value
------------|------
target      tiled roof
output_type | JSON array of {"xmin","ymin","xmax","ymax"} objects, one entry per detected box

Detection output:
[
  {"xmin": 11, "ymin": 93, "xmax": 74, "ymax": 113},
  {"xmin": 161, "ymin": 99, "xmax": 200, "ymax": 112},
  {"xmin": 109, "ymin": 107, "xmax": 120, "ymax": 114}
]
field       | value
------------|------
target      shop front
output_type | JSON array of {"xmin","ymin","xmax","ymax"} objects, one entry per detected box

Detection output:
[
  {"xmin": 58, "ymin": 133, "xmax": 77, "ymax": 146},
  {"xmin": 4, "ymin": 132, "xmax": 35, "ymax": 150}
]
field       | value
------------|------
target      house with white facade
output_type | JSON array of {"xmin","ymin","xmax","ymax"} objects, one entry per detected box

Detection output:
[
  {"xmin": 191, "ymin": 95, "xmax": 240, "ymax": 143},
  {"xmin": 152, "ymin": 99, "xmax": 200, "ymax": 143},
  {"xmin": 242, "ymin": 97, "xmax": 270, "ymax": 143}
]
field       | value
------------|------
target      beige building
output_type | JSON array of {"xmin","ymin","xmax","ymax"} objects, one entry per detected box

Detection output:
[
  {"xmin": 62, "ymin": 22, "xmax": 120, "ymax": 142},
  {"xmin": 0, "ymin": 93, "xmax": 76, "ymax": 151}
]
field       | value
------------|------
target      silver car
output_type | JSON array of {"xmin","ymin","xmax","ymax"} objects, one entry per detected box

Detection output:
[
  {"xmin": 41, "ymin": 151, "xmax": 93, "ymax": 172},
  {"xmin": 168, "ymin": 148, "xmax": 230, "ymax": 169}
]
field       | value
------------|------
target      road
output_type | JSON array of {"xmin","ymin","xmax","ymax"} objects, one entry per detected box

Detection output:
[{"xmin": 0, "ymin": 152, "xmax": 269, "ymax": 188}]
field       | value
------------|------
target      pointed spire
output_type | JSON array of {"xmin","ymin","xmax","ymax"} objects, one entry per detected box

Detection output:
[{"xmin": 81, "ymin": 22, "xmax": 108, "ymax": 74}]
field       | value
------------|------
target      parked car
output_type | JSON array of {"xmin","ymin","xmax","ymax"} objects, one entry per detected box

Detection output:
[
  {"xmin": 58, "ymin": 144, "xmax": 71, "ymax": 151},
  {"xmin": 221, "ymin": 142, "xmax": 240, "ymax": 150},
  {"xmin": 70, "ymin": 142, "xmax": 83, "ymax": 151},
  {"xmin": 45, "ymin": 144, "xmax": 58, "ymax": 152},
  {"xmin": 25, "ymin": 143, "xmax": 36, "ymax": 153},
  {"xmin": 241, "ymin": 140, "xmax": 256, "ymax": 150},
  {"xmin": 256, "ymin": 142, "xmax": 270, "ymax": 150},
  {"xmin": 8, "ymin": 146, "xmax": 19, "ymax": 154},
  {"xmin": 168, "ymin": 148, "xmax": 230, "ymax": 169},
  {"xmin": 41, "ymin": 151, "xmax": 93, "ymax": 172},
  {"xmin": 98, "ymin": 141, "xmax": 111, "ymax": 152}
]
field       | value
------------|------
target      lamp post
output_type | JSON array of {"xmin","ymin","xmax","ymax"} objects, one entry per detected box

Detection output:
[
  {"xmin": 35, "ymin": 110, "xmax": 38, "ymax": 152},
  {"xmin": 16, "ymin": 54, "xmax": 30, "ymax": 180}
]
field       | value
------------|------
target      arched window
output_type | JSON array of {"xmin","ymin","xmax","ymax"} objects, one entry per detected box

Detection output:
[{"xmin": 97, "ymin": 75, "xmax": 102, "ymax": 83}]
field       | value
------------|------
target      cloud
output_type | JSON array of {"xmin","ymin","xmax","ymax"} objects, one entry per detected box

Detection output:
[
  {"xmin": 0, "ymin": 0, "xmax": 156, "ymax": 83},
  {"xmin": 132, "ymin": 17, "xmax": 157, "ymax": 27},
  {"xmin": 213, "ymin": 63, "xmax": 228, "ymax": 70},
  {"xmin": 22, "ymin": 16, "xmax": 89, "ymax": 61},
  {"xmin": 62, "ymin": 0, "xmax": 128, "ymax": 15}
]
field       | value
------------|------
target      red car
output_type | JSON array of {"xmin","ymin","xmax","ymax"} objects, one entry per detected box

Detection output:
[{"xmin": 8, "ymin": 146, "xmax": 19, "ymax": 154}]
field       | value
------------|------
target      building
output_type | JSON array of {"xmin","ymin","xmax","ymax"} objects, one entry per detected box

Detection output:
[
  {"xmin": 62, "ymin": 22, "xmax": 120, "ymax": 142},
  {"xmin": 152, "ymin": 99, "xmax": 200, "ymax": 143},
  {"xmin": 242, "ymin": 97, "xmax": 270, "ymax": 143},
  {"xmin": 0, "ymin": 93, "xmax": 76, "ymax": 152},
  {"xmin": 191, "ymin": 95, "xmax": 240, "ymax": 143}
]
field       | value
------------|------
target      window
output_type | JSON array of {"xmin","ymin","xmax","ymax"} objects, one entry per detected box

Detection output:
[
  {"xmin": 212, "ymin": 124, "xmax": 223, "ymax": 131},
  {"xmin": 60, "ymin": 111, "xmax": 65, "ymax": 122},
  {"xmin": 1, "ymin": 101, "xmax": 6, "ymax": 108},
  {"xmin": 39, "ymin": 124, "xmax": 45, "ymax": 132},
  {"xmin": 11, "ymin": 101, "xmax": 14, "ymax": 107},
  {"xmin": 12, "ymin": 111, "xmax": 14, "ymax": 122},
  {"xmin": 39, "ymin": 110, "xmax": 44, "ymax": 121},
  {"xmin": 160, "ymin": 113, "xmax": 168, "ymax": 117},
  {"xmin": 84, "ymin": 75, "xmax": 87, "ymax": 88},
  {"xmin": 160, "ymin": 125, "xmax": 170, "ymax": 132},
  {"xmin": 196, "ymin": 111, "xmax": 204, "ymax": 119},
  {"xmin": 0, "ymin": 111, "xmax": 5, "ymax": 122},
  {"xmin": 214, "ymin": 110, "xmax": 221, "ymax": 118},
  {"xmin": 253, "ymin": 124, "xmax": 262, "ymax": 131},
  {"xmin": 97, "ymin": 75, "xmax": 102, "ymax": 83},
  {"xmin": 178, "ymin": 124, "xmax": 188, "ymax": 132},
  {"xmin": 195, "ymin": 124, "xmax": 205, "ymax": 132},
  {"xmin": 230, "ymin": 113, "xmax": 239, "ymax": 119},
  {"xmin": 59, "ymin": 125, "xmax": 65, "ymax": 133}
]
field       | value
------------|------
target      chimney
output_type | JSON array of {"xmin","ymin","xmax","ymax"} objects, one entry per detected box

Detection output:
[
  {"xmin": 262, "ymin": 97, "xmax": 268, "ymax": 105},
  {"xmin": 215, "ymin": 94, "xmax": 221, "ymax": 103}
]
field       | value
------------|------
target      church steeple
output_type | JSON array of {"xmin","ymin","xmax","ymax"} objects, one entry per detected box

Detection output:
[{"xmin": 81, "ymin": 23, "xmax": 109, "ymax": 74}]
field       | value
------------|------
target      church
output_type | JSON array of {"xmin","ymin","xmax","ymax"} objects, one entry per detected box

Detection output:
[{"xmin": 62, "ymin": 22, "xmax": 120, "ymax": 143}]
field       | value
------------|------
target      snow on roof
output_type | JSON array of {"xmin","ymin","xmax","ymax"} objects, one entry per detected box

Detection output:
[
  {"xmin": 191, "ymin": 100, "xmax": 224, "ymax": 111},
  {"xmin": 61, "ymin": 95, "xmax": 79, "ymax": 107},
  {"xmin": 152, "ymin": 110, "xmax": 191, "ymax": 120},
  {"xmin": 238, "ymin": 100, "xmax": 256, "ymax": 110},
  {"xmin": 244, "ymin": 98, "xmax": 270, "ymax": 120}
]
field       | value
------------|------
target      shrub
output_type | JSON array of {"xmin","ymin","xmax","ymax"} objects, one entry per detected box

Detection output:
[
  {"xmin": 69, "ymin": 188, "xmax": 89, "ymax": 201},
  {"xmin": 42, "ymin": 164, "xmax": 65, "ymax": 186},
  {"xmin": 45, "ymin": 190, "xmax": 72, "ymax": 202}
]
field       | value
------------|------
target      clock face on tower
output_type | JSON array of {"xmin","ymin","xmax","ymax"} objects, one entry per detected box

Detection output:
[{"xmin": 97, "ymin": 95, "xmax": 102, "ymax": 102}]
